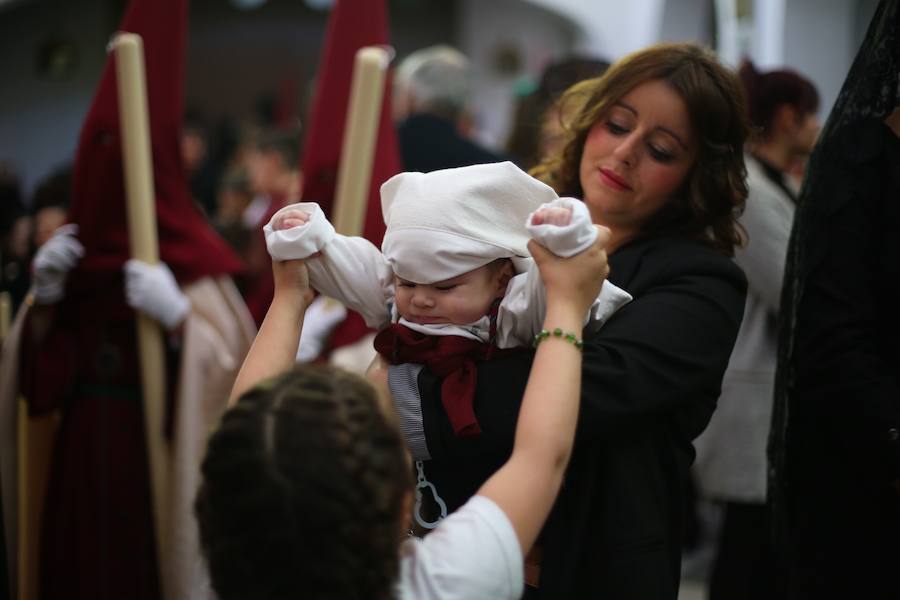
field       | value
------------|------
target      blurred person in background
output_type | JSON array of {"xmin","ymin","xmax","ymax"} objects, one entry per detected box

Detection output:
[
  {"xmin": 694, "ymin": 59, "xmax": 820, "ymax": 600},
  {"xmin": 181, "ymin": 110, "xmax": 237, "ymax": 219},
  {"xmin": 392, "ymin": 44, "xmax": 504, "ymax": 172},
  {"xmin": 506, "ymin": 55, "xmax": 610, "ymax": 170},
  {"xmin": 238, "ymin": 126, "xmax": 302, "ymax": 327},
  {"xmin": 212, "ymin": 166, "xmax": 254, "ymax": 261},
  {"xmin": 0, "ymin": 167, "xmax": 31, "ymax": 315},
  {"xmin": 769, "ymin": 2, "xmax": 900, "ymax": 598},
  {"xmin": 30, "ymin": 166, "xmax": 71, "ymax": 249},
  {"xmin": 0, "ymin": 0, "xmax": 255, "ymax": 597}
]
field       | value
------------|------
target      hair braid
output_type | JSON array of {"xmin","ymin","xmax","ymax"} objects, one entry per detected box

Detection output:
[{"xmin": 196, "ymin": 365, "xmax": 412, "ymax": 600}]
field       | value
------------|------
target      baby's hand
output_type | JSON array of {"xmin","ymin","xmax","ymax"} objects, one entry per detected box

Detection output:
[
  {"xmin": 272, "ymin": 209, "xmax": 311, "ymax": 231},
  {"xmin": 531, "ymin": 205, "xmax": 572, "ymax": 227}
]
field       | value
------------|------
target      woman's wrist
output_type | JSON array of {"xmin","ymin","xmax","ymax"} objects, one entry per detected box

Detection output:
[
  {"xmin": 540, "ymin": 305, "xmax": 584, "ymax": 351},
  {"xmin": 543, "ymin": 299, "xmax": 586, "ymax": 329}
]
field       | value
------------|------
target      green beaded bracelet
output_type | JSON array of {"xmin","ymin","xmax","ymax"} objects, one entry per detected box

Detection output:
[{"xmin": 533, "ymin": 327, "xmax": 583, "ymax": 350}]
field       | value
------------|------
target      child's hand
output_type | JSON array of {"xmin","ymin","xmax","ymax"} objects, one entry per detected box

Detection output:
[
  {"xmin": 530, "ymin": 205, "xmax": 572, "ymax": 227},
  {"xmin": 272, "ymin": 208, "xmax": 311, "ymax": 231},
  {"xmin": 529, "ymin": 225, "xmax": 611, "ymax": 315},
  {"xmin": 272, "ymin": 258, "xmax": 314, "ymax": 309}
]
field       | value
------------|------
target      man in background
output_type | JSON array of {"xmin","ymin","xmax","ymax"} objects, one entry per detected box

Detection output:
[{"xmin": 392, "ymin": 45, "xmax": 503, "ymax": 172}]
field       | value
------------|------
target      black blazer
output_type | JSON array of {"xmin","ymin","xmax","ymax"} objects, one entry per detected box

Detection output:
[{"xmin": 416, "ymin": 235, "xmax": 747, "ymax": 599}]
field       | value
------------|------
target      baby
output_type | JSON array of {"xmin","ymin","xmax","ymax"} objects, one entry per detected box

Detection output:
[{"xmin": 264, "ymin": 161, "xmax": 632, "ymax": 436}]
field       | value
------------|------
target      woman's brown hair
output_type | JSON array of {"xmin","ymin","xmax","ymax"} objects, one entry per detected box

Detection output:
[{"xmin": 531, "ymin": 42, "xmax": 749, "ymax": 256}]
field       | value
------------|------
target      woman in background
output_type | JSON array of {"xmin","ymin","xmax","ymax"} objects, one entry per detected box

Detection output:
[{"xmin": 694, "ymin": 59, "xmax": 819, "ymax": 600}]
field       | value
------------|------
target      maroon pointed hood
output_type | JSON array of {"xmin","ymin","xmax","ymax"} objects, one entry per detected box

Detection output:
[
  {"xmin": 298, "ymin": 0, "xmax": 402, "ymax": 351},
  {"xmin": 67, "ymin": 0, "xmax": 242, "ymax": 301},
  {"xmin": 300, "ymin": 0, "xmax": 402, "ymax": 247}
]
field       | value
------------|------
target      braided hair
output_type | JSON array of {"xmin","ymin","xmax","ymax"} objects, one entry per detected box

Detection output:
[{"xmin": 196, "ymin": 365, "xmax": 412, "ymax": 600}]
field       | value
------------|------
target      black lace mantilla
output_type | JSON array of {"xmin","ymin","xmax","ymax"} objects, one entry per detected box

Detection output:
[{"xmin": 767, "ymin": 0, "xmax": 900, "ymax": 554}]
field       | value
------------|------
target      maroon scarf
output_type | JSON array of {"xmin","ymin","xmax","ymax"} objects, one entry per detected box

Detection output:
[{"xmin": 373, "ymin": 321, "xmax": 523, "ymax": 437}]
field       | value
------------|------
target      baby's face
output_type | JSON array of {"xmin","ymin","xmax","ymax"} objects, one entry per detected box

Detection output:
[{"xmin": 394, "ymin": 262, "xmax": 511, "ymax": 326}]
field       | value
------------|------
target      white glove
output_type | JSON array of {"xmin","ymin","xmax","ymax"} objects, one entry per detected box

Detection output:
[
  {"xmin": 32, "ymin": 223, "xmax": 85, "ymax": 304},
  {"xmin": 296, "ymin": 295, "xmax": 347, "ymax": 363},
  {"xmin": 124, "ymin": 259, "xmax": 191, "ymax": 330}
]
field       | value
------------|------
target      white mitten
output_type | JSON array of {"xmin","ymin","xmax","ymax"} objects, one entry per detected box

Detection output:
[
  {"xmin": 32, "ymin": 223, "xmax": 85, "ymax": 304},
  {"xmin": 526, "ymin": 198, "xmax": 597, "ymax": 257},
  {"xmin": 296, "ymin": 295, "xmax": 348, "ymax": 363},
  {"xmin": 124, "ymin": 259, "xmax": 191, "ymax": 330},
  {"xmin": 264, "ymin": 202, "xmax": 335, "ymax": 260}
]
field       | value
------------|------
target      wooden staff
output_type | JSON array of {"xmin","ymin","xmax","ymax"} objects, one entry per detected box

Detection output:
[
  {"xmin": 112, "ymin": 32, "xmax": 171, "ymax": 597},
  {"xmin": 332, "ymin": 46, "xmax": 391, "ymax": 237},
  {"xmin": 0, "ymin": 292, "xmax": 10, "ymax": 341},
  {"xmin": 17, "ymin": 391, "xmax": 57, "ymax": 600}
]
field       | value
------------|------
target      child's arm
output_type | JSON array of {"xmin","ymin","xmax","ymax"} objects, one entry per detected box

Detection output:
[
  {"xmin": 265, "ymin": 202, "xmax": 394, "ymax": 328},
  {"xmin": 476, "ymin": 226, "xmax": 610, "ymax": 556},
  {"xmin": 229, "ymin": 258, "xmax": 312, "ymax": 405}
]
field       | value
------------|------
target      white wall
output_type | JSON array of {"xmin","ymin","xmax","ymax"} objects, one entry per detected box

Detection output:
[
  {"xmin": 0, "ymin": 0, "xmax": 112, "ymax": 198},
  {"xmin": 750, "ymin": 0, "xmax": 787, "ymax": 67},
  {"xmin": 659, "ymin": 0, "xmax": 712, "ymax": 46},
  {"xmin": 526, "ymin": 0, "xmax": 667, "ymax": 59},
  {"xmin": 457, "ymin": 0, "xmax": 578, "ymax": 150},
  {"xmin": 782, "ymin": 0, "xmax": 877, "ymax": 118}
]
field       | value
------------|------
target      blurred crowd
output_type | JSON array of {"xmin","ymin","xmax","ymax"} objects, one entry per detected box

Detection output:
[{"xmin": 1, "ymin": 45, "xmax": 613, "ymax": 339}]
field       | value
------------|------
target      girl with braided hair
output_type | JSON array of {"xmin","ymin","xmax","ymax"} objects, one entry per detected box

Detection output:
[{"xmin": 195, "ymin": 224, "xmax": 611, "ymax": 599}]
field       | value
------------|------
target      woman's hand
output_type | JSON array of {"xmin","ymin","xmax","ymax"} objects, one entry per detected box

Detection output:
[{"xmin": 529, "ymin": 224, "xmax": 611, "ymax": 316}]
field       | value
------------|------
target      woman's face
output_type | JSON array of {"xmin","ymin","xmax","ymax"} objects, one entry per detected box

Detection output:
[{"xmin": 579, "ymin": 79, "xmax": 697, "ymax": 246}]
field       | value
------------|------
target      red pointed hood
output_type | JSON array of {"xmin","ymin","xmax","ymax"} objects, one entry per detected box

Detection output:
[
  {"xmin": 67, "ymin": 0, "xmax": 242, "ymax": 297},
  {"xmin": 299, "ymin": 0, "xmax": 402, "ymax": 247}
]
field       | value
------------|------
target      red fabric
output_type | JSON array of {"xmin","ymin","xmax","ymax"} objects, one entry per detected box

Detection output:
[
  {"xmin": 21, "ymin": 0, "xmax": 241, "ymax": 597},
  {"xmin": 300, "ymin": 0, "xmax": 402, "ymax": 351},
  {"xmin": 66, "ymin": 0, "xmax": 243, "ymax": 316},
  {"xmin": 21, "ymin": 306, "xmax": 163, "ymax": 600},
  {"xmin": 275, "ymin": 74, "xmax": 300, "ymax": 129},
  {"xmin": 374, "ymin": 324, "xmax": 522, "ymax": 437},
  {"xmin": 240, "ymin": 195, "xmax": 286, "ymax": 327}
]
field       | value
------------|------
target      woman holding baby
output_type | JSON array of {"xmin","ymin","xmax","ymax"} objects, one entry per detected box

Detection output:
[{"xmin": 380, "ymin": 41, "xmax": 750, "ymax": 599}]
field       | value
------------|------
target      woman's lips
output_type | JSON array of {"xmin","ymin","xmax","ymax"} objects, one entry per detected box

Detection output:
[{"xmin": 599, "ymin": 168, "xmax": 632, "ymax": 191}]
